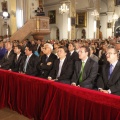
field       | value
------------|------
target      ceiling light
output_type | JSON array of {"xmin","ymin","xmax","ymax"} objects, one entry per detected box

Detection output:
[{"xmin": 59, "ymin": 3, "xmax": 69, "ymax": 14}]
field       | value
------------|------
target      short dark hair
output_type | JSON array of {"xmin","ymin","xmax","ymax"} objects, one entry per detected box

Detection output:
[
  {"xmin": 81, "ymin": 46, "xmax": 90, "ymax": 57},
  {"xmin": 58, "ymin": 46, "xmax": 68, "ymax": 53},
  {"xmin": 15, "ymin": 45, "xmax": 22, "ymax": 51},
  {"xmin": 68, "ymin": 42, "xmax": 75, "ymax": 48},
  {"xmin": 26, "ymin": 44, "xmax": 34, "ymax": 53}
]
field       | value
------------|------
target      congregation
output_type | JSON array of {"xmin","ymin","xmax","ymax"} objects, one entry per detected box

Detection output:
[{"xmin": 0, "ymin": 38, "xmax": 120, "ymax": 95}]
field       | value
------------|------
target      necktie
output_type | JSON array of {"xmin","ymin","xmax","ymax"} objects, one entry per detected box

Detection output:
[
  {"xmin": 79, "ymin": 62, "xmax": 85, "ymax": 83},
  {"xmin": 24, "ymin": 56, "xmax": 29, "ymax": 72},
  {"xmin": 108, "ymin": 64, "xmax": 113, "ymax": 79},
  {"xmin": 46, "ymin": 56, "xmax": 48, "ymax": 62},
  {"xmin": 17, "ymin": 55, "xmax": 19, "ymax": 60},
  {"xmin": 7, "ymin": 51, "xmax": 10, "ymax": 58},
  {"xmin": 57, "ymin": 60, "xmax": 63, "ymax": 78}
]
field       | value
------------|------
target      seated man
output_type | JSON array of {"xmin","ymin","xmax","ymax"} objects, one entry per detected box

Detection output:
[
  {"xmin": 19, "ymin": 44, "xmax": 39, "ymax": 76},
  {"xmin": 48, "ymin": 46, "xmax": 73, "ymax": 84},
  {"xmin": 37, "ymin": 43, "xmax": 57, "ymax": 78},
  {"xmin": 0, "ymin": 41, "xmax": 15, "ymax": 70},
  {"xmin": 10, "ymin": 45, "xmax": 24, "ymax": 72},
  {"xmin": 97, "ymin": 45, "xmax": 120, "ymax": 95},
  {"xmin": 71, "ymin": 46, "xmax": 98, "ymax": 89}
]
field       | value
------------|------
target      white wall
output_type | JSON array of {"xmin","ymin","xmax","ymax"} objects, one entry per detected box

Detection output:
[
  {"xmin": 100, "ymin": 15, "xmax": 107, "ymax": 39},
  {"xmin": 29, "ymin": 0, "xmax": 39, "ymax": 18},
  {"xmin": 87, "ymin": 11, "xmax": 94, "ymax": 39},
  {"xmin": 107, "ymin": 13, "xmax": 113, "ymax": 38},
  {"xmin": 100, "ymin": 1, "xmax": 113, "ymax": 39},
  {"xmin": 44, "ymin": 3, "xmax": 69, "ymax": 40},
  {"xmin": 76, "ymin": 11, "xmax": 94, "ymax": 39}
]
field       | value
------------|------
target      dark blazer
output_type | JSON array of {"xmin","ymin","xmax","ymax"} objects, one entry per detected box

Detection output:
[
  {"xmin": 0, "ymin": 47, "xmax": 7, "ymax": 60},
  {"xmin": 97, "ymin": 61, "xmax": 120, "ymax": 95},
  {"xmin": 71, "ymin": 58, "xmax": 98, "ymax": 89},
  {"xmin": 98, "ymin": 53, "xmax": 107, "ymax": 74},
  {"xmin": 37, "ymin": 44, "xmax": 41, "ymax": 55},
  {"xmin": 67, "ymin": 51, "xmax": 79, "ymax": 64},
  {"xmin": 49, "ymin": 57, "xmax": 74, "ymax": 84},
  {"xmin": 20, "ymin": 54, "xmax": 39, "ymax": 76},
  {"xmin": 37, "ymin": 53, "xmax": 57, "ymax": 78},
  {"xmin": 11, "ymin": 53, "xmax": 24, "ymax": 72},
  {"xmin": 0, "ymin": 50, "xmax": 15, "ymax": 70}
]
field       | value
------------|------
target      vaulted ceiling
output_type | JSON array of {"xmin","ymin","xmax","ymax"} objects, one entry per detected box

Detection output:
[{"xmin": 44, "ymin": 0, "xmax": 115, "ymax": 12}]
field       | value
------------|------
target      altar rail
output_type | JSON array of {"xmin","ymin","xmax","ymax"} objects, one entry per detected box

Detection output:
[{"xmin": 0, "ymin": 69, "xmax": 120, "ymax": 120}]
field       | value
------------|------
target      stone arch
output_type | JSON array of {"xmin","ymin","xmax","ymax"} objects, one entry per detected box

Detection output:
[{"xmin": 50, "ymin": 26, "xmax": 59, "ymax": 40}]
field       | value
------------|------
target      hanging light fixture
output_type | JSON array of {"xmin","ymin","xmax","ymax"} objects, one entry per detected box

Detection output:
[
  {"xmin": 59, "ymin": 2, "xmax": 69, "ymax": 14},
  {"xmin": 91, "ymin": 10, "xmax": 99, "ymax": 17}
]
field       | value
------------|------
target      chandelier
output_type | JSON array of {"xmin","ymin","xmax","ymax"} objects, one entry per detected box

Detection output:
[
  {"xmin": 91, "ymin": 10, "xmax": 99, "ymax": 17},
  {"xmin": 59, "ymin": 3, "xmax": 69, "ymax": 14}
]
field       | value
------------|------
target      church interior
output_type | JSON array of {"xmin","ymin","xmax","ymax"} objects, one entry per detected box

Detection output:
[{"xmin": 0, "ymin": 0, "xmax": 120, "ymax": 120}]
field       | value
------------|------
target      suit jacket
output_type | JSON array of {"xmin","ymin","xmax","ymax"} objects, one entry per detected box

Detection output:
[
  {"xmin": 11, "ymin": 53, "xmax": 24, "ymax": 72},
  {"xmin": 97, "ymin": 61, "xmax": 120, "ymax": 95},
  {"xmin": 37, "ymin": 53, "xmax": 57, "ymax": 78},
  {"xmin": 67, "ymin": 51, "xmax": 79, "ymax": 64},
  {"xmin": 0, "ymin": 50, "xmax": 16, "ymax": 70},
  {"xmin": 49, "ymin": 57, "xmax": 74, "ymax": 84},
  {"xmin": 20, "ymin": 54, "xmax": 39, "ymax": 76},
  {"xmin": 71, "ymin": 58, "xmax": 98, "ymax": 89},
  {"xmin": 90, "ymin": 54, "xmax": 98, "ymax": 63},
  {"xmin": 37, "ymin": 44, "xmax": 41, "ymax": 55},
  {"xmin": 0, "ymin": 47, "xmax": 7, "ymax": 60}
]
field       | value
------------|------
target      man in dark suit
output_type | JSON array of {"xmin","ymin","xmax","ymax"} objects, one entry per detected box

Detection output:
[
  {"xmin": 71, "ymin": 46, "xmax": 98, "ymax": 89},
  {"xmin": 48, "ymin": 46, "xmax": 73, "ymax": 84},
  {"xmin": 67, "ymin": 42, "xmax": 79, "ymax": 64},
  {"xmin": 0, "ymin": 41, "xmax": 15, "ymax": 70},
  {"xmin": 97, "ymin": 45, "xmax": 120, "ymax": 95},
  {"xmin": 19, "ymin": 44, "xmax": 39, "ymax": 76},
  {"xmin": 10, "ymin": 45, "xmax": 24, "ymax": 72},
  {"xmin": 37, "ymin": 43, "xmax": 57, "ymax": 78},
  {"xmin": 36, "ymin": 39, "xmax": 41, "ymax": 55}
]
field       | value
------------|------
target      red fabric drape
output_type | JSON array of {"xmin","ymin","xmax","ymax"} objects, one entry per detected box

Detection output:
[{"xmin": 0, "ymin": 69, "xmax": 120, "ymax": 120}]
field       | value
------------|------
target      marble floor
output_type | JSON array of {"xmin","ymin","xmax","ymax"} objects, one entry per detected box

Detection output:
[{"xmin": 0, "ymin": 108, "xmax": 33, "ymax": 120}]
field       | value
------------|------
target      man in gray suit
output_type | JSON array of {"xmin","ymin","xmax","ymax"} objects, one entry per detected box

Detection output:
[{"xmin": 71, "ymin": 46, "xmax": 98, "ymax": 89}]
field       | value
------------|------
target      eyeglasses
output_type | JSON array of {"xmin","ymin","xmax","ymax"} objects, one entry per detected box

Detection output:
[{"xmin": 105, "ymin": 53, "xmax": 117, "ymax": 55}]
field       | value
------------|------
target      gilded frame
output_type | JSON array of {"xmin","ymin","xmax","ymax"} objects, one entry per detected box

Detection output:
[
  {"xmin": 1, "ymin": 1, "xmax": 8, "ymax": 11},
  {"xmin": 48, "ymin": 10, "xmax": 56, "ymax": 24},
  {"xmin": 76, "ymin": 12, "xmax": 87, "ymax": 27},
  {"xmin": 107, "ymin": 22, "xmax": 112, "ymax": 28}
]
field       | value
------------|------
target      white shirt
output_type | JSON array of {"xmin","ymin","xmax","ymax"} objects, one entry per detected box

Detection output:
[
  {"xmin": 57, "ymin": 58, "xmax": 65, "ymax": 78},
  {"xmin": 7, "ymin": 50, "xmax": 12, "ymax": 58},
  {"xmin": 37, "ymin": 44, "xmax": 40, "ymax": 50},
  {"xmin": 82, "ymin": 57, "xmax": 88, "ymax": 64},
  {"xmin": 28, "ymin": 53, "xmax": 33, "ymax": 58},
  {"xmin": 46, "ymin": 54, "xmax": 50, "ymax": 58},
  {"xmin": 70, "ymin": 50, "xmax": 74, "ymax": 56},
  {"xmin": 16, "ymin": 53, "xmax": 21, "ymax": 60},
  {"xmin": 24, "ymin": 54, "xmax": 33, "ymax": 72}
]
